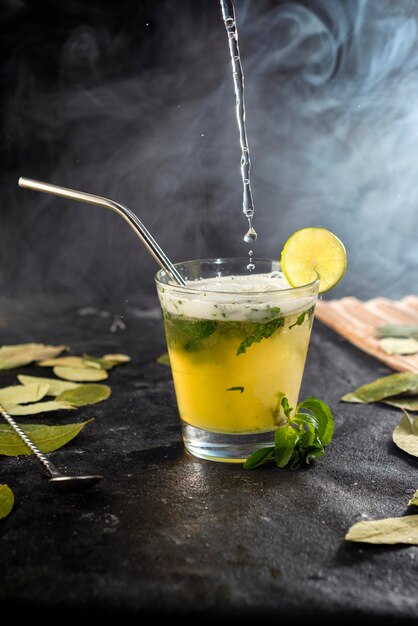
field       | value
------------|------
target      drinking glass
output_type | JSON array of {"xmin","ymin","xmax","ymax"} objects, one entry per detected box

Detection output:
[{"xmin": 155, "ymin": 258, "xmax": 319, "ymax": 463}]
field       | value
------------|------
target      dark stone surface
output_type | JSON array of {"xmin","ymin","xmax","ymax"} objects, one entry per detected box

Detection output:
[{"xmin": 0, "ymin": 295, "xmax": 418, "ymax": 624}]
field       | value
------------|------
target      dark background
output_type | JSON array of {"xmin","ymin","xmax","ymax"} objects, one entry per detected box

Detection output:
[{"xmin": 1, "ymin": 0, "xmax": 418, "ymax": 306}]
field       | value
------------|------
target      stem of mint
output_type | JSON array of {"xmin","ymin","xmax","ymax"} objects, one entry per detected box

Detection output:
[{"xmin": 243, "ymin": 394, "xmax": 334, "ymax": 470}]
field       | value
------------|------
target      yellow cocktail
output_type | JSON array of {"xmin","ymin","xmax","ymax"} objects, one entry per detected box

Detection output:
[{"xmin": 155, "ymin": 258, "xmax": 319, "ymax": 462}]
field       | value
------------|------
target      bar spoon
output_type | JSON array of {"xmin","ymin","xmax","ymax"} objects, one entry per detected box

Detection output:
[{"xmin": 0, "ymin": 403, "xmax": 103, "ymax": 491}]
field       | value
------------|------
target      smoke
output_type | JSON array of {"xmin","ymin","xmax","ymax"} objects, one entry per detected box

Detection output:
[
  {"xmin": 1, "ymin": 0, "xmax": 418, "ymax": 303},
  {"xmin": 237, "ymin": 0, "xmax": 418, "ymax": 298}
]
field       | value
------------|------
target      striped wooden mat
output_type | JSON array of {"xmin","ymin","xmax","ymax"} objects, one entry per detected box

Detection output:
[{"xmin": 315, "ymin": 295, "xmax": 418, "ymax": 373}]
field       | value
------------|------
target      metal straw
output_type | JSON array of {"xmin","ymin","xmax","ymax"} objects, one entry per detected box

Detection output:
[{"xmin": 18, "ymin": 177, "xmax": 187, "ymax": 286}]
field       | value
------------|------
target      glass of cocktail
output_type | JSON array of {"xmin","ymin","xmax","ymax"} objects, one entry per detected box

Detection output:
[{"xmin": 155, "ymin": 257, "xmax": 319, "ymax": 463}]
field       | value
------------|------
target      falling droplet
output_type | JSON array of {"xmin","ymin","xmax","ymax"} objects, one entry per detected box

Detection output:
[
  {"xmin": 244, "ymin": 227, "xmax": 257, "ymax": 243},
  {"xmin": 247, "ymin": 248, "xmax": 255, "ymax": 271}
]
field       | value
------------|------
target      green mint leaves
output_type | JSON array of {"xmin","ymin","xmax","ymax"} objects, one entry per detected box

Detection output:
[
  {"xmin": 164, "ymin": 306, "xmax": 312, "ymax": 357},
  {"xmin": 163, "ymin": 314, "xmax": 217, "ymax": 352},
  {"xmin": 237, "ymin": 315, "xmax": 284, "ymax": 355},
  {"xmin": 288, "ymin": 305, "xmax": 315, "ymax": 330},
  {"xmin": 243, "ymin": 393, "xmax": 334, "ymax": 470},
  {"xmin": 236, "ymin": 305, "xmax": 314, "ymax": 355}
]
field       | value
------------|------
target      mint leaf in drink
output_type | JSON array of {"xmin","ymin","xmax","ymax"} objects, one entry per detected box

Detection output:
[
  {"xmin": 185, "ymin": 319, "xmax": 217, "ymax": 339},
  {"xmin": 259, "ymin": 306, "xmax": 282, "ymax": 321},
  {"xmin": 237, "ymin": 315, "xmax": 284, "ymax": 355},
  {"xmin": 273, "ymin": 392, "xmax": 293, "ymax": 423},
  {"xmin": 288, "ymin": 306, "xmax": 315, "ymax": 330},
  {"xmin": 243, "ymin": 393, "xmax": 334, "ymax": 470},
  {"xmin": 163, "ymin": 313, "xmax": 217, "ymax": 352}
]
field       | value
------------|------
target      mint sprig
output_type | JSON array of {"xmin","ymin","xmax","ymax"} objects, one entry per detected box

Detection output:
[{"xmin": 243, "ymin": 393, "xmax": 334, "ymax": 469}]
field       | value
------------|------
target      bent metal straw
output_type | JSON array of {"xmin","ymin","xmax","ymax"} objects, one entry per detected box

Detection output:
[{"xmin": 18, "ymin": 177, "xmax": 187, "ymax": 287}]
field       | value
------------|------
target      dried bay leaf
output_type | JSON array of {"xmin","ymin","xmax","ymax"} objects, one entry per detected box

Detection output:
[
  {"xmin": 345, "ymin": 514, "xmax": 418, "ymax": 545},
  {"xmin": 0, "ymin": 383, "xmax": 49, "ymax": 405},
  {"xmin": 37, "ymin": 356, "xmax": 102, "ymax": 369},
  {"xmin": 82, "ymin": 354, "xmax": 114, "ymax": 370},
  {"xmin": 341, "ymin": 372, "xmax": 418, "ymax": 404},
  {"xmin": 0, "ymin": 343, "xmax": 68, "ymax": 370},
  {"xmin": 39, "ymin": 353, "xmax": 130, "ymax": 370},
  {"xmin": 53, "ymin": 366, "xmax": 108, "ymax": 382},
  {"xmin": 382, "ymin": 397, "xmax": 418, "ymax": 411},
  {"xmin": 102, "ymin": 354, "xmax": 131, "ymax": 365},
  {"xmin": 56, "ymin": 384, "xmax": 111, "ymax": 407},
  {"xmin": 17, "ymin": 375, "xmax": 79, "ymax": 396},
  {"xmin": 379, "ymin": 337, "xmax": 418, "ymax": 355},
  {"xmin": 376, "ymin": 324, "xmax": 418, "ymax": 338},
  {"xmin": 156, "ymin": 352, "xmax": 170, "ymax": 366},
  {"xmin": 393, "ymin": 411, "xmax": 418, "ymax": 457},
  {"xmin": 0, "ymin": 484, "xmax": 14, "ymax": 519},
  {"xmin": 409, "ymin": 490, "xmax": 418, "ymax": 507},
  {"xmin": 0, "ymin": 419, "xmax": 94, "ymax": 456},
  {"xmin": 3, "ymin": 400, "xmax": 76, "ymax": 416}
]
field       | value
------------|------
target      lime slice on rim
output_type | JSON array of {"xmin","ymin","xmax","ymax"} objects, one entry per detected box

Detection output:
[{"xmin": 280, "ymin": 227, "xmax": 347, "ymax": 294}]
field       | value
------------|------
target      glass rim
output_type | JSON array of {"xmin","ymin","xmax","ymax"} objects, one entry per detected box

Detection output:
[{"xmin": 155, "ymin": 256, "xmax": 320, "ymax": 296}]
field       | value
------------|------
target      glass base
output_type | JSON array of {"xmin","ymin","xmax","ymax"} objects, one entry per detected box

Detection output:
[{"xmin": 181, "ymin": 421, "xmax": 275, "ymax": 463}]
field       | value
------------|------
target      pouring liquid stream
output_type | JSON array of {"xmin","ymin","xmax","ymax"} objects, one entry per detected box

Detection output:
[{"xmin": 220, "ymin": 0, "xmax": 257, "ymax": 271}]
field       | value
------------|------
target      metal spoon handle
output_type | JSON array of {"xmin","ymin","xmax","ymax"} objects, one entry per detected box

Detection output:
[
  {"xmin": 0, "ymin": 403, "xmax": 60, "ymax": 478},
  {"xmin": 18, "ymin": 177, "xmax": 187, "ymax": 287}
]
